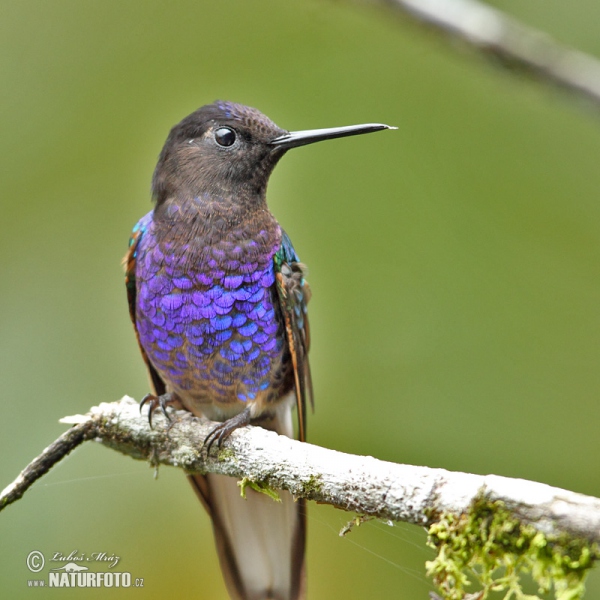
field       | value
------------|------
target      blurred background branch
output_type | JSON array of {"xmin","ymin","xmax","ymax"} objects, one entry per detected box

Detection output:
[{"xmin": 376, "ymin": 0, "xmax": 600, "ymax": 108}]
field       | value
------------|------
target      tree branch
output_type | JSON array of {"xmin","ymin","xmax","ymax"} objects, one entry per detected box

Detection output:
[
  {"xmin": 2, "ymin": 396, "xmax": 599, "ymax": 547},
  {"xmin": 2, "ymin": 396, "xmax": 598, "ymax": 597},
  {"xmin": 375, "ymin": 0, "xmax": 600, "ymax": 109}
]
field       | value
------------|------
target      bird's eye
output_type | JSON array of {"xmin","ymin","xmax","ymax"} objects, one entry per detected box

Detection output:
[{"xmin": 214, "ymin": 127, "xmax": 237, "ymax": 147}]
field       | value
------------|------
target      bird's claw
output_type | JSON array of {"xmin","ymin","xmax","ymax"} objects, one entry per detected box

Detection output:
[
  {"xmin": 139, "ymin": 392, "xmax": 178, "ymax": 428},
  {"xmin": 204, "ymin": 407, "xmax": 252, "ymax": 455}
]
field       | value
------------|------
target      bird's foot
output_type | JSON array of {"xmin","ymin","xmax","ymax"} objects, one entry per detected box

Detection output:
[
  {"xmin": 139, "ymin": 392, "xmax": 182, "ymax": 428},
  {"xmin": 204, "ymin": 408, "xmax": 252, "ymax": 454}
]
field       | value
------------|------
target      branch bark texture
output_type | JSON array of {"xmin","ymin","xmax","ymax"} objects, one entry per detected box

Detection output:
[{"xmin": 3, "ymin": 396, "xmax": 599, "ymax": 548}]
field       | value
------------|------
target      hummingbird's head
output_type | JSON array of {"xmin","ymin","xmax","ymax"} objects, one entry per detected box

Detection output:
[
  {"xmin": 152, "ymin": 101, "xmax": 288, "ymax": 204},
  {"xmin": 151, "ymin": 100, "xmax": 395, "ymax": 206}
]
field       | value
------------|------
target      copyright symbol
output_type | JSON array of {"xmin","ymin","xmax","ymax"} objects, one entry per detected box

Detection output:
[{"xmin": 27, "ymin": 551, "xmax": 44, "ymax": 573}]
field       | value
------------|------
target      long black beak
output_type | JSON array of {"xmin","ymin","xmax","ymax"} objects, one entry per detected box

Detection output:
[{"xmin": 270, "ymin": 123, "xmax": 396, "ymax": 149}]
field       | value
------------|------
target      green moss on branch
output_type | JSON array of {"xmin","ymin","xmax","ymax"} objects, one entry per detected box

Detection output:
[{"xmin": 426, "ymin": 495, "xmax": 599, "ymax": 600}]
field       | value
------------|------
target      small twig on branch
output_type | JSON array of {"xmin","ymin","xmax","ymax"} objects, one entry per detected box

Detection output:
[
  {"xmin": 374, "ymin": 0, "xmax": 600, "ymax": 109},
  {"xmin": 2, "ymin": 396, "xmax": 599, "ymax": 549},
  {"xmin": 0, "ymin": 418, "xmax": 97, "ymax": 509}
]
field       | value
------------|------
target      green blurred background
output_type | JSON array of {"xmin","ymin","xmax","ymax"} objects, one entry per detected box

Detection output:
[{"xmin": 2, "ymin": 1, "xmax": 600, "ymax": 598}]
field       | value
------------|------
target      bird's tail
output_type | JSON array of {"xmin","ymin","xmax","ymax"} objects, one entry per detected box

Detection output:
[{"xmin": 189, "ymin": 404, "xmax": 306, "ymax": 600}]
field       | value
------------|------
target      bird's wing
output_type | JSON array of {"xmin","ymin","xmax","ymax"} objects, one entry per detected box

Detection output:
[
  {"xmin": 123, "ymin": 216, "xmax": 167, "ymax": 396},
  {"xmin": 274, "ymin": 230, "xmax": 313, "ymax": 442}
]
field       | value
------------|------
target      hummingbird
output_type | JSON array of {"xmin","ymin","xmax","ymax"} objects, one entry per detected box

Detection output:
[{"xmin": 124, "ymin": 101, "xmax": 394, "ymax": 600}]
